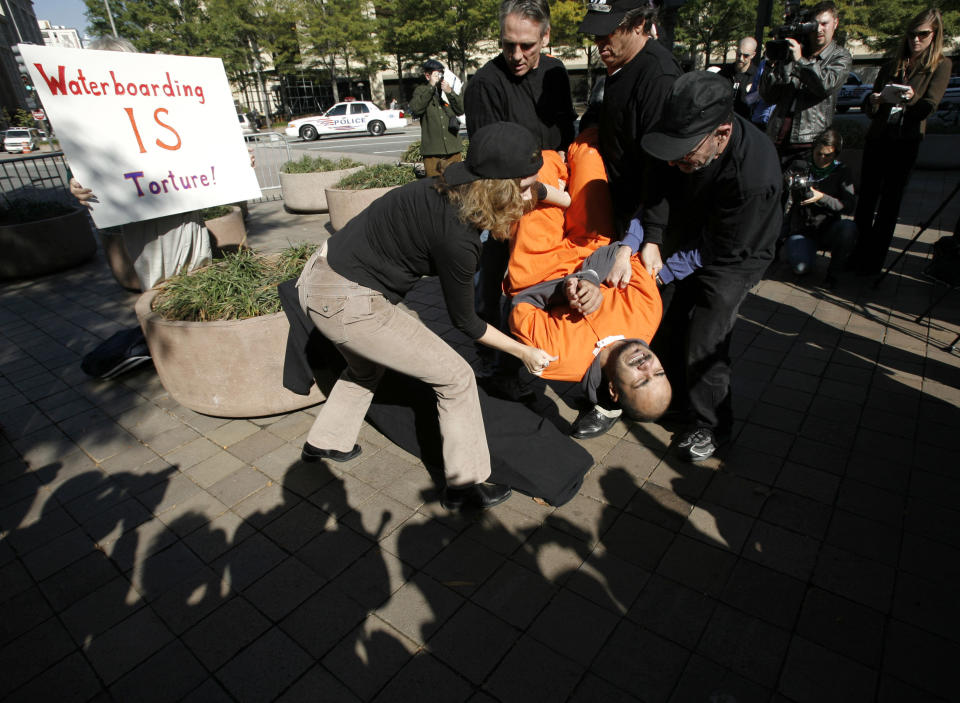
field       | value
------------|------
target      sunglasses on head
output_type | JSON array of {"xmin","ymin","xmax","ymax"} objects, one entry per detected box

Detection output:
[{"xmin": 908, "ymin": 29, "xmax": 933, "ymax": 39}]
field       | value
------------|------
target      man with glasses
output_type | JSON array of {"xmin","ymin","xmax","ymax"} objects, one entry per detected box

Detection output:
[
  {"xmin": 570, "ymin": 0, "xmax": 681, "ymax": 437},
  {"xmin": 759, "ymin": 1, "xmax": 851, "ymax": 158},
  {"xmin": 640, "ymin": 71, "xmax": 782, "ymax": 461}
]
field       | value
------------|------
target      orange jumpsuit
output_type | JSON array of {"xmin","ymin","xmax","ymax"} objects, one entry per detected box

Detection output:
[{"xmin": 508, "ymin": 136, "xmax": 662, "ymax": 383}]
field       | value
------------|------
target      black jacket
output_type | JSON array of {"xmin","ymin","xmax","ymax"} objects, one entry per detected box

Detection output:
[
  {"xmin": 581, "ymin": 38, "xmax": 681, "ymax": 231},
  {"xmin": 643, "ymin": 116, "xmax": 782, "ymax": 278},
  {"xmin": 783, "ymin": 155, "xmax": 856, "ymax": 234},
  {"xmin": 721, "ymin": 62, "xmax": 759, "ymax": 119},
  {"xmin": 464, "ymin": 54, "xmax": 576, "ymax": 151}
]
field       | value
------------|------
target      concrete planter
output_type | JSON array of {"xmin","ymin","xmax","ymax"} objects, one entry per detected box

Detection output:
[
  {"xmin": 204, "ymin": 205, "xmax": 246, "ymax": 252},
  {"xmin": 135, "ymin": 287, "xmax": 325, "ymax": 418},
  {"xmin": 325, "ymin": 186, "xmax": 398, "ymax": 231},
  {"xmin": 280, "ymin": 167, "xmax": 363, "ymax": 212},
  {"xmin": 0, "ymin": 206, "xmax": 96, "ymax": 280}
]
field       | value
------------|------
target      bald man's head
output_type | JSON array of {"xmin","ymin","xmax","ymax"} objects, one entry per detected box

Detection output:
[{"xmin": 736, "ymin": 37, "xmax": 757, "ymax": 73}]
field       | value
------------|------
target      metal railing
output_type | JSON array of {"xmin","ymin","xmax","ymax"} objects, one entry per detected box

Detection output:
[
  {"xmin": 247, "ymin": 132, "xmax": 292, "ymax": 203},
  {"xmin": 0, "ymin": 151, "xmax": 71, "ymax": 198}
]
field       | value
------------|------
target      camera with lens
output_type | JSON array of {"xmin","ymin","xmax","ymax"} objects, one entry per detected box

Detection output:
[
  {"xmin": 786, "ymin": 173, "xmax": 815, "ymax": 202},
  {"xmin": 765, "ymin": 1, "xmax": 818, "ymax": 62}
]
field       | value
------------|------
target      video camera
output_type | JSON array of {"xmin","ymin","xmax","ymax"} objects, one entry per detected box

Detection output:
[{"xmin": 765, "ymin": 0, "xmax": 818, "ymax": 62}]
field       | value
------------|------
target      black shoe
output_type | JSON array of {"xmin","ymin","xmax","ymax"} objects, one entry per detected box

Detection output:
[
  {"xmin": 571, "ymin": 406, "xmax": 620, "ymax": 439},
  {"xmin": 442, "ymin": 483, "xmax": 512, "ymax": 510},
  {"xmin": 301, "ymin": 442, "xmax": 361, "ymax": 463},
  {"xmin": 676, "ymin": 427, "xmax": 726, "ymax": 462}
]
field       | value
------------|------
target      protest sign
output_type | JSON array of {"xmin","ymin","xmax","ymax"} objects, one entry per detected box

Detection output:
[{"xmin": 19, "ymin": 45, "xmax": 261, "ymax": 229}]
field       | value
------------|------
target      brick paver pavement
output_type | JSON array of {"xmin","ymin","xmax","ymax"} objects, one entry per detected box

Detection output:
[{"xmin": 1, "ymin": 165, "xmax": 958, "ymax": 702}]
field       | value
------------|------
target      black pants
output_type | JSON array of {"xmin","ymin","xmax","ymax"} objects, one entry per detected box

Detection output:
[
  {"xmin": 652, "ymin": 268, "xmax": 755, "ymax": 435},
  {"xmin": 852, "ymin": 137, "xmax": 920, "ymax": 274}
]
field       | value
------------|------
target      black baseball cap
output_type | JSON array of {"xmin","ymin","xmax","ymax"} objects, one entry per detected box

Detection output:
[
  {"xmin": 579, "ymin": 0, "xmax": 648, "ymax": 36},
  {"xmin": 422, "ymin": 59, "xmax": 444, "ymax": 74},
  {"xmin": 444, "ymin": 122, "xmax": 543, "ymax": 186},
  {"xmin": 641, "ymin": 71, "xmax": 734, "ymax": 162}
]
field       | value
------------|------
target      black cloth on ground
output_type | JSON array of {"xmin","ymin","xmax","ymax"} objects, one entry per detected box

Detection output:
[{"xmin": 278, "ymin": 280, "xmax": 590, "ymax": 506}]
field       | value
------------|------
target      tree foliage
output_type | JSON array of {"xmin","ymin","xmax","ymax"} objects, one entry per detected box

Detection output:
[
  {"xmin": 83, "ymin": 0, "xmax": 208, "ymax": 55},
  {"xmin": 673, "ymin": 0, "xmax": 756, "ymax": 67},
  {"xmin": 839, "ymin": 0, "xmax": 959, "ymax": 55}
]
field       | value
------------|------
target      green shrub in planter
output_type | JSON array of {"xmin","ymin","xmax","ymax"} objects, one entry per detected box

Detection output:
[
  {"xmin": 152, "ymin": 243, "xmax": 318, "ymax": 322},
  {"xmin": 401, "ymin": 141, "xmax": 422, "ymax": 163},
  {"xmin": 334, "ymin": 164, "xmax": 417, "ymax": 190},
  {"xmin": 199, "ymin": 204, "xmax": 233, "ymax": 221},
  {"xmin": 281, "ymin": 155, "xmax": 363, "ymax": 174}
]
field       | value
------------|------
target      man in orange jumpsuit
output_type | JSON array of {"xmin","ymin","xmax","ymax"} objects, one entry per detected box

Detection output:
[{"xmin": 507, "ymin": 138, "xmax": 671, "ymax": 434}]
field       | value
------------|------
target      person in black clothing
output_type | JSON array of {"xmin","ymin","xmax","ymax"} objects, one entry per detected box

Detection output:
[
  {"xmin": 466, "ymin": 0, "xmax": 578, "ymax": 374},
  {"xmin": 295, "ymin": 123, "xmax": 556, "ymax": 511},
  {"xmin": 641, "ymin": 71, "xmax": 782, "ymax": 462},
  {"xmin": 850, "ymin": 7, "xmax": 951, "ymax": 275},
  {"xmin": 571, "ymin": 0, "xmax": 680, "ymax": 438},
  {"xmin": 577, "ymin": 1, "xmax": 680, "ymax": 279},
  {"xmin": 720, "ymin": 37, "xmax": 759, "ymax": 120},
  {"xmin": 780, "ymin": 128, "xmax": 858, "ymax": 286},
  {"xmin": 464, "ymin": 0, "xmax": 577, "ymax": 152}
]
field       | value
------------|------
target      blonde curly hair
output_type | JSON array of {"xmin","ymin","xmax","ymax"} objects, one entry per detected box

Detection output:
[{"xmin": 435, "ymin": 174, "xmax": 534, "ymax": 240}]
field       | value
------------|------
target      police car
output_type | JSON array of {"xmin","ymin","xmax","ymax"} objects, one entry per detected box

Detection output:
[
  {"xmin": 836, "ymin": 72, "xmax": 873, "ymax": 112},
  {"xmin": 285, "ymin": 99, "xmax": 407, "ymax": 140}
]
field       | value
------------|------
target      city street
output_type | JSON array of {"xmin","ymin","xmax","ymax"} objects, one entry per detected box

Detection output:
[{"xmin": 283, "ymin": 124, "xmax": 437, "ymax": 159}]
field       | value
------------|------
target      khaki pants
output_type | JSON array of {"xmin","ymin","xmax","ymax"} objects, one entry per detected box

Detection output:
[
  {"xmin": 423, "ymin": 152, "xmax": 462, "ymax": 178},
  {"xmin": 296, "ymin": 254, "xmax": 490, "ymax": 487}
]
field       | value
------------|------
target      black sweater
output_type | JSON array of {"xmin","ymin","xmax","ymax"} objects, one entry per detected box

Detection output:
[
  {"xmin": 464, "ymin": 54, "xmax": 576, "ymax": 151},
  {"xmin": 581, "ymin": 39, "xmax": 680, "ymax": 231},
  {"xmin": 326, "ymin": 179, "xmax": 487, "ymax": 340},
  {"xmin": 643, "ymin": 116, "xmax": 783, "ymax": 277}
]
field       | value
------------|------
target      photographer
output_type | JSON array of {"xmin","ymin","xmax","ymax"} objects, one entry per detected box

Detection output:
[
  {"xmin": 781, "ymin": 129, "xmax": 857, "ymax": 286},
  {"xmin": 409, "ymin": 59, "xmax": 465, "ymax": 177},
  {"xmin": 850, "ymin": 8, "xmax": 951, "ymax": 274},
  {"xmin": 759, "ymin": 1, "xmax": 851, "ymax": 158}
]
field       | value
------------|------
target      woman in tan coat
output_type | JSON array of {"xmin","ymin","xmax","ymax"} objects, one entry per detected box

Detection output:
[{"xmin": 851, "ymin": 8, "xmax": 952, "ymax": 274}]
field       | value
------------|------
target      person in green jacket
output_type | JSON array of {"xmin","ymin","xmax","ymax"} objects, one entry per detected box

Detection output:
[{"xmin": 409, "ymin": 59, "xmax": 465, "ymax": 177}]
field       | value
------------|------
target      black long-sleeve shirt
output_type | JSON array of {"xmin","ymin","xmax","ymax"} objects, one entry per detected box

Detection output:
[
  {"xmin": 643, "ymin": 116, "xmax": 782, "ymax": 277},
  {"xmin": 464, "ymin": 54, "xmax": 576, "ymax": 151},
  {"xmin": 326, "ymin": 178, "xmax": 487, "ymax": 340},
  {"xmin": 580, "ymin": 38, "xmax": 681, "ymax": 230}
]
